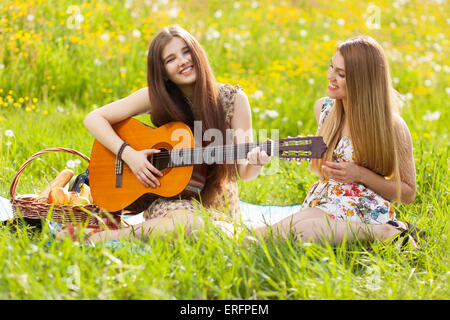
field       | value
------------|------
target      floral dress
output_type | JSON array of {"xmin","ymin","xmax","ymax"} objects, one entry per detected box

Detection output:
[
  {"xmin": 301, "ymin": 97, "xmax": 395, "ymax": 225},
  {"xmin": 143, "ymin": 83, "xmax": 241, "ymax": 222}
]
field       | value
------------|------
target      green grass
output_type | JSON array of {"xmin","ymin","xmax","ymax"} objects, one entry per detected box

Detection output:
[{"xmin": 0, "ymin": 0, "xmax": 449, "ymax": 299}]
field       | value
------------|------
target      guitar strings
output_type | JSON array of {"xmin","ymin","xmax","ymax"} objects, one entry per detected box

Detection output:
[
  {"xmin": 148, "ymin": 139, "xmax": 313, "ymax": 166},
  {"xmin": 150, "ymin": 141, "xmax": 273, "ymax": 161}
]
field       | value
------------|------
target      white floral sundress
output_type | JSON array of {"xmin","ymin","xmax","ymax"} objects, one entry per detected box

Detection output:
[{"xmin": 301, "ymin": 97, "xmax": 395, "ymax": 225}]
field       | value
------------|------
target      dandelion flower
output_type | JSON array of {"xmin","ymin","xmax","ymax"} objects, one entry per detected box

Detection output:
[
  {"xmin": 265, "ymin": 110, "xmax": 279, "ymax": 119},
  {"xmin": 66, "ymin": 160, "xmax": 76, "ymax": 169},
  {"xmin": 132, "ymin": 29, "xmax": 141, "ymax": 38},
  {"xmin": 5, "ymin": 130, "xmax": 14, "ymax": 138},
  {"xmin": 168, "ymin": 7, "xmax": 179, "ymax": 18},
  {"xmin": 252, "ymin": 90, "xmax": 263, "ymax": 100},
  {"xmin": 101, "ymin": 33, "xmax": 110, "ymax": 42},
  {"xmin": 337, "ymin": 18, "xmax": 345, "ymax": 26},
  {"xmin": 422, "ymin": 110, "xmax": 441, "ymax": 121}
]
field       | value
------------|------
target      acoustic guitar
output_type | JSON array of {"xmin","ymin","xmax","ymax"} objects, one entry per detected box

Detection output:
[{"xmin": 89, "ymin": 118, "xmax": 327, "ymax": 213}]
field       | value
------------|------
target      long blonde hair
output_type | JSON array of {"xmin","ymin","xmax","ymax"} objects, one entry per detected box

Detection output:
[{"xmin": 311, "ymin": 36, "xmax": 403, "ymax": 201}]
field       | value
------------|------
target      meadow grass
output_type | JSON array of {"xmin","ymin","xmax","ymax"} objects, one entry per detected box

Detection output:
[{"xmin": 0, "ymin": 0, "xmax": 448, "ymax": 299}]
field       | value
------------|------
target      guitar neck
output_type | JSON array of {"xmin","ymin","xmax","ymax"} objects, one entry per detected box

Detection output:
[{"xmin": 163, "ymin": 141, "xmax": 275, "ymax": 168}]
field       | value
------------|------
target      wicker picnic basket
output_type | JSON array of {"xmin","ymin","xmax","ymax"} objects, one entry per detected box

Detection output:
[{"xmin": 9, "ymin": 148, "xmax": 121, "ymax": 228}]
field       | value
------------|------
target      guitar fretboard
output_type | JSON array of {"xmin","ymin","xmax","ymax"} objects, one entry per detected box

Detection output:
[{"xmin": 159, "ymin": 141, "xmax": 275, "ymax": 167}]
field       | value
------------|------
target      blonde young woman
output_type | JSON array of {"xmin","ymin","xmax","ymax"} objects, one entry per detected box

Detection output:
[
  {"xmin": 60, "ymin": 26, "xmax": 270, "ymax": 243},
  {"xmin": 251, "ymin": 36, "xmax": 425, "ymax": 247}
]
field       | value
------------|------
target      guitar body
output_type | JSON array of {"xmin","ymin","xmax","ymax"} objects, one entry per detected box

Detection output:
[{"xmin": 90, "ymin": 118, "xmax": 202, "ymax": 212}]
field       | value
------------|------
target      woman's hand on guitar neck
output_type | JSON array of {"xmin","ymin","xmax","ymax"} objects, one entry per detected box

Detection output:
[
  {"xmin": 247, "ymin": 138, "xmax": 272, "ymax": 167},
  {"xmin": 122, "ymin": 146, "xmax": 164, "ymax": 188},
  {"xmin": 247, "ymin": 146, "xmax": 271, "ymax": 167}
]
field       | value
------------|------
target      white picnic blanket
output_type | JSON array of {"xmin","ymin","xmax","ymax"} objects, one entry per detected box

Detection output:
[{"xmin": 0, "ymin": 196, "xmax": 14, "ymax": 222}]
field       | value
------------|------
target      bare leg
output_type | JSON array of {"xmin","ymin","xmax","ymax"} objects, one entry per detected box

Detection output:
[
  {"xmin": 88, "ymin": 209, "xmax": 205, "ymax": 243},
  {"xmin": 251, "ymin": 208, "xmax": 401, "ymax": 245}
]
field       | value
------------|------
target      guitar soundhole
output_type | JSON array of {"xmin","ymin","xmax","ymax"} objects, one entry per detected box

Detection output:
[{"xmin": 150, "ymin": 148, "xmax": 170, "ymax": 171}]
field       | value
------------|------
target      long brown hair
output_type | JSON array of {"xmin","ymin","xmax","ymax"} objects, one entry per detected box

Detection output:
[
  {"xmin": 311, "ymin": 36, "xmax": 403, "ymax": 201},
  {"xmin": 147, "ymin": 26, "xmax": 233, "ymax": 204}
]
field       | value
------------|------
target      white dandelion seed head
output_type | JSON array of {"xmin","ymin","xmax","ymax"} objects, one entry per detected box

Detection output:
[
  {"xmin": 433, "ymin": 64, "xmax": 441, "ymax": 72},
  {"xmin": 265, "ymin": 110, "xmax": 279, "ymax": 119},
  {"xmin": 101, "ymin": 33, "xmax": 110, "ymax": 42},
  {"xmin": 132, "ymin": 29, "xmax": 141, "ymax": 38},
  {"xmin": 422, "ymin": 110, "xmax": 441, "ymax": 121},
  {"xmin": 4, "ymin": 130, "xmax": 14, "ymax": 138},
  {"xmin": 66, "ymin": 160, "xmax": 76, "ymax": 169},
  {"xmin": 167, "ymin": 7, "xmax": 179, "ymax": 18},
  {"xmin": 252, "ymin": 90, "xmax": 263, "ymax": 100}
]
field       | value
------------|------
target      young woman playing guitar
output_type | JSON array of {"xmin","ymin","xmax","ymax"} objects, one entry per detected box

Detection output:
[{"xmin": 82, "ymin": 26, "xmax": 270, "ymax": 242}]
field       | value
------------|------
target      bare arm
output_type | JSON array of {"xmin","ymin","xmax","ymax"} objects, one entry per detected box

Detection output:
[
  {"xmin": 323, "ymin": 116, "xmax": 416, "ymax": 204},
  {"xmin": 84, "ymin": 87, "xmax": 163, "ymax": 188},
  {"xmin": 230, "ymin": 90, "xmax": 270, "ymax": 181},
  {"xmin": 83, "ymin": 87, "xmax": 151, "ymax": 156}
]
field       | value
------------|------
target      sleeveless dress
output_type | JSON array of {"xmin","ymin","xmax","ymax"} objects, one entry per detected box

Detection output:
[
  {"xmin": 301, "ymin": 97, "xmax": 396, "ymax": 225},
  {"xmin": 143, "ymin": 83, "xmax": 242, "ymax": 222}
]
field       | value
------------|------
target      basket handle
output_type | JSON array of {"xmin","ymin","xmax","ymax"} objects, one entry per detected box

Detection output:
[{"xmin": 10, "ymin": 148, "xmax": 90, "ymax": 201}]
